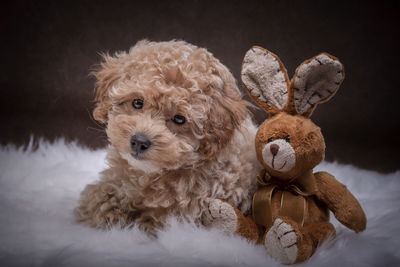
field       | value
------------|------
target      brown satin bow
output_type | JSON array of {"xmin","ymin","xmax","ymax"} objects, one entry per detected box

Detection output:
[{"xmin": 252, "ymin": 169, "xmax": 317, "ymax": 229}]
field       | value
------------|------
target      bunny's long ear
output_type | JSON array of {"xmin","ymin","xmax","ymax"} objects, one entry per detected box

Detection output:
[
  {"xmin": 288, "ymin": 53, "xmax": 344, "ymax": 117},
  {"xmin": 241, "ymin": 46, "xmax": 290, "ymax": 115}
]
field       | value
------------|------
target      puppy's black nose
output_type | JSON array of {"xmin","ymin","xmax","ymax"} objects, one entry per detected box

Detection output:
[{"xmin": 130, "ymin": 134, "xmax": 151, "ymax": 153}]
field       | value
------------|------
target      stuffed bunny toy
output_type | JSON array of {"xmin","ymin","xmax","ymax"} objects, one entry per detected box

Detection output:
[{"xmin": 202, "ymin": 46, "xmax": 366, "ymax": 264}]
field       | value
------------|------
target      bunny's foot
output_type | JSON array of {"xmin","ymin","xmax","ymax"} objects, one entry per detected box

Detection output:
[
  {"xmin": 264, "ymin": 217, "xmax": 316, "ymax": 264},
  {"xmin": 264, "ymin": 218, "xmax": 299, "ymax": 264},
  {"xmin": 202, "ymin": 199, "xmax": 239, "ymax": 233},
  {"xmin": 202, "ymin": 199, "xmax": 259, "ymax": 241}
]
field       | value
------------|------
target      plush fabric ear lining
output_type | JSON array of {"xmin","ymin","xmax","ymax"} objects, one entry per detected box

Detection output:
[
  {"xmin": 293, "ymin": 54, "xmax": 344, "ymax": 115},
  {"xmin": 241, "ymin": 47, "xmax": 288, "ymax": 111}
]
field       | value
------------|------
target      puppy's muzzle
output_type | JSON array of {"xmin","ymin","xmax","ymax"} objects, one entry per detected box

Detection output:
[{"xmin": 130, "ymin": 134, "xmax": 152, "ymax": 154}]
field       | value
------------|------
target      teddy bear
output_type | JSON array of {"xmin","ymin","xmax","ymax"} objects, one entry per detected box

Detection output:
[{"xmin": 202, "ymin": 46, "xmax": 366, "ymax": 264}]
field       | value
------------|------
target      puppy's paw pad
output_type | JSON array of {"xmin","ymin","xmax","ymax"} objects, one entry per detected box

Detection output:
[
  {"xmin": 202, "ymin": 199, "xmax": 238, "ymax": 233},
  {"xmin": 265, "ymin": 219, "xmax": 298, "ymax": 264}
]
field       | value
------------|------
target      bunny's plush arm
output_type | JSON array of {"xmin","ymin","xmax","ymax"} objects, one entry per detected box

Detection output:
[{"xmin": 314, "ymin": 171, "xmax": 366, "ymax": 232}]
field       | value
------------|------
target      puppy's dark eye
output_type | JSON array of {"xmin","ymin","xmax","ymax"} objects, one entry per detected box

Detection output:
[
  {"xmin": 285, "ymin": 135, "xmax": 291, "ymax": 142},
  {"xmin": 172, "ymin": 114, "xmax": 186, "ymax": 125},
  {"xmin": 267, "ymin": 137, "xmax": 274, "ymax": 143},
  {"xmin": 132, "ymin": 99, "xmax": 143, "ymax": 109}
]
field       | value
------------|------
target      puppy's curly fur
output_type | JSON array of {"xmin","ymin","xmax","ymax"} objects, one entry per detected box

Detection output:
[{"xmin": 74, "ymin": 40, "xmax": 261, "ymax": 234}]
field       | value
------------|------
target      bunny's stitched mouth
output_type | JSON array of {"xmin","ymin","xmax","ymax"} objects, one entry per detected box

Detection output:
[
  {"xmin": 278, "ymin": 161, "xmax": 287, "ymax": 170},
  {"xmin": 271, "ymin": 156, "xmax": 287, "ymax": 171}
]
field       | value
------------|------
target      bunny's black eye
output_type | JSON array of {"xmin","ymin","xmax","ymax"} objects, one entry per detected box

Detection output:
[
  {"xmin": 172, "ymin": 115, "xmax": 186, "ymax": 125},
  {"xmin": 267, "ymin": 137, "xmax": 274, "ymax": 143},
  {"xmin": 132, "ymin": 99, "xmax": 143, "ymax": 109},
  {"xmin": 285, "ymin": 135, "xmax": 291, "ymax": 143}
]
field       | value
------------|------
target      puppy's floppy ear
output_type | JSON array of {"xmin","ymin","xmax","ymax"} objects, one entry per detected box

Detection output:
[
  {"xmin": 289, "ymin": 53, "xmax": 344, "ymax": 117},
  {"xmin": 198, "ymin": 94, "xmax": 249, "ymax": 158},
  {"xmin": 92, "ymin": 54, "xmax": 123, "ymax": 123},
  {"xmin": 241, "ymin": 46, "xmax": 290, "ymax": 116},
  {"xmin": 197, "ymin": 58, "xmax": 249, "ymax": 158}
]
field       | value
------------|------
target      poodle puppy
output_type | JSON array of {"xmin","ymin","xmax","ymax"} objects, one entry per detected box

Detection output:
[{"xmin": 74, "ymin": 40, "xmax": 261, "ymax": 234}]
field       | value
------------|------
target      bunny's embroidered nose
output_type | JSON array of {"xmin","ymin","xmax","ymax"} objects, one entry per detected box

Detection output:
[{"xmin": 270, "ymin": 144, "xmax": 279, "ymax": 156}]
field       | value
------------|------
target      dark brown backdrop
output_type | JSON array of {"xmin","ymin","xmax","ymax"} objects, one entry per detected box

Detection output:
[{"xmin": 1, "ymin": 0, "xmax": 399, "ymax": 173}]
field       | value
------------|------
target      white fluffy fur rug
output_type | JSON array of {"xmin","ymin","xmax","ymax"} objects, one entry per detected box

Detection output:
[{"xmin": 0, "ymin": 140, "xmax": 399, "ymax": 267}]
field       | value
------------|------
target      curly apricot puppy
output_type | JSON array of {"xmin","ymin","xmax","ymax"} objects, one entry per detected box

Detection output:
[{"xmin": 74, "ymin": 40, "xmax": 261, "ymax": 234}]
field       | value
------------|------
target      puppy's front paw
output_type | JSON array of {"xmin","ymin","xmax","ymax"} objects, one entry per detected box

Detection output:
[
  {"xmin": 202, "ymin": 199, "xmax": 238, "ymax": 234},
  {"xmin": 264, "ymin": 218, "xmax": 298, "ymax": 264}
]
